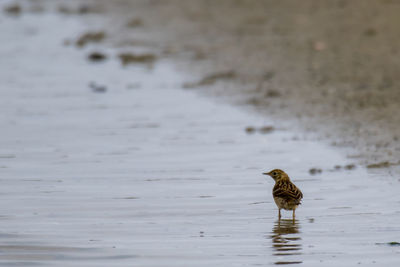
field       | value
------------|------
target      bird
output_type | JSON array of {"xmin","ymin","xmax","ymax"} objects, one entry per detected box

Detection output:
[{"xmin": 263, "ymin": 169, "xmax": 303, "ymax": 220}]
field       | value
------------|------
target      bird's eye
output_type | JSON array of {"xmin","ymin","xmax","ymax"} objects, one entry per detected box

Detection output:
[{"xmin": 272, "ymin": 172, "xmax": 277, "ymax": 176}]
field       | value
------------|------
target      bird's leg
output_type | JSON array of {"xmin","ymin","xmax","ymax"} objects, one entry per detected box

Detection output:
[
  {"xmin": 292, "ymin": 209, "xmax": 295, "ymax": 221},
  {"xmin": 278, "ymin": 209, "xmax": 281, "ymax": 220}
]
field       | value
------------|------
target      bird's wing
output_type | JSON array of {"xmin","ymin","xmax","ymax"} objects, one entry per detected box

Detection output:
[{"xmin": 273, "ymin": 181, "xmax": 303, "ymax": 204}]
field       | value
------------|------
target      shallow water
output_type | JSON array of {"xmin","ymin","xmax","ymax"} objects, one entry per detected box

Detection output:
[{"xmin": 0, "ymin": 9, "xmax": 400, "ymax": 267}]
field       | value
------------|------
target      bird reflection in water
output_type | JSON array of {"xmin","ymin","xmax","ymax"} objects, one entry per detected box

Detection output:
[{"xmin": 270, "ymin": 219, "xmax": 302, "ymax": 265}]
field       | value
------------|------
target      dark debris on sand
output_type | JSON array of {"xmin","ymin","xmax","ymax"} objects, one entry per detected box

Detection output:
[
  {"xmin": 244, "ymin": 126, "xmax": 274, "ymax": 135},
  {"xmin": 183, "ymin": 71, "xmax": 236, "ymax": 89},
  {"xmin": 376, "ymin": 241, "xmax": 400, "ymax": 246},
  {"xmin": 245, "ymin": 126, "xmax": 256, "ymax": 134},
  {"xmin": 118, "ymin": 53, "xmax": 156, "ymax": 66},
  {"xmin": 58, "ymin": 4, "xmax": 97, "ymax": 15},
  {"xmin": 76, "ymin": 31, "xmax": 106, "ymax": 47},
  {"xmin": 87, "ymin": 52, "xmax": 107, "ymax": 62},
  {"xmin": 259, "ymin": 126, "xmax": 274, "ymax": 134},
  {"xmin": 309, "ymin": 168, "xmax": 322, "ymax": 175},
  {"xmin": 344, "ymin": 164, "xmax": 356, "ymax": 170},
  {"xmin": 126, "ymin": 18, "xmax": 143, "ymax": 28},
  {"xmin": 367, "ymin": 161, "xmax": 400, "ymax": 168},
  {"xmin": 89, "ymin": 82, "xmax": 107, "ymax": 93},
  {"xmin": 3, "ymin": 3, "xmax": 21, "ymax": 15}
]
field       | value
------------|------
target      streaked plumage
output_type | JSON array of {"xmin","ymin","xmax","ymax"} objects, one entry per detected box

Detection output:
[{"xmin": 263, "ymin": 169, "xmax": 303, "ymax": 219}]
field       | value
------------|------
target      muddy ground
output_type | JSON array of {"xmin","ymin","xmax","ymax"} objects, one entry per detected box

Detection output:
[
  {"xmin": 11, "ymin": 0, "xmax": 400, "ymax": 170},
  {"xmin": 65, "ymin": 0, "xmax": 400, "ymax": 172}
]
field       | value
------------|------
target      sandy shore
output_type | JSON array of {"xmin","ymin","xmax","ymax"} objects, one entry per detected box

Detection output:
[
  {"xmin": 64, "ymin": 0, "xmax": 400, "ymax": 172},
  {"xmin": 11, "ymin": 1, "xmax": 399, "ymax": 171}
]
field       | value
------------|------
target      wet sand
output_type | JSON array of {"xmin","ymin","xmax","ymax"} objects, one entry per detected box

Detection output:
[
  {"xmin": 76, "ymin": 0, "xmax": 400, "ymax": 172},
  {"xmin": 1, "ymin": 1, "xmax": 400, "ymax": 266}
]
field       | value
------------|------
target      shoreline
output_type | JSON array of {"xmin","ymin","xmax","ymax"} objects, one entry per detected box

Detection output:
[
  {"xmin": 79, "ymin": 0, "xmax": 400, "ymax": 174},
  {"xmin": 11, "ymin": 0, "xmax": 398, "ymax": 174}
]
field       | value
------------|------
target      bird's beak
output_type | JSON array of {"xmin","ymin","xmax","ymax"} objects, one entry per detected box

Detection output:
[{"xmin": 263, "ymin": 172, "xmax": 271, "ymax": 176}]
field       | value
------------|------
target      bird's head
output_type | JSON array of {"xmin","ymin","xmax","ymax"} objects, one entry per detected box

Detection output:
[{"xmin": 263, "ymin": 169, "xmax": 289, "ymax": 182}]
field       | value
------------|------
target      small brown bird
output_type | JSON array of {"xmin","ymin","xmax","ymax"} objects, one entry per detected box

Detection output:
[{"xmin": 263, "ymin": 169, "xmax": 303, "ymax": 220}]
